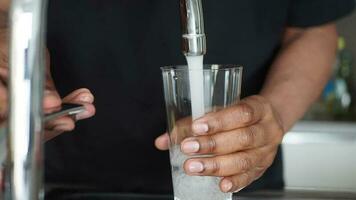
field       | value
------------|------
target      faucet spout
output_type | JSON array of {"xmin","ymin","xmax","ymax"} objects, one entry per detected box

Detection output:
[
  {"xmin": 180, "ymin": 0, "xmax": 206, "ymax": 56},
  {"xmin": 5, "ymin": 0, "xmax": 47, "ymax": 199}
]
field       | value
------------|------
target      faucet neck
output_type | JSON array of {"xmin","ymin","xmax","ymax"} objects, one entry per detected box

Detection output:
[
  {"xmin": 180, "ymin": 0, "xmax": 206, "ymax": 56},
  {"xmin": 5, "ymin": 0, "xmax": 47, "ymax": 199}
]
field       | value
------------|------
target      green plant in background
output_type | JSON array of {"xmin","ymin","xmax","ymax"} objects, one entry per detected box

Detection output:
[{"xmin": 304, "ymin": 36, "xmax": 354, "ymax": 121}]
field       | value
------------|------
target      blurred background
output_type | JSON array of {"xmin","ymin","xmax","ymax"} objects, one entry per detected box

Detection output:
[
  {"xmin": 304, "ymin": 9, "xmax": 356, "ymax": 121},
  {"xmin": 282, "ymin": 6, "xmax": 356, "ymax": 193}
]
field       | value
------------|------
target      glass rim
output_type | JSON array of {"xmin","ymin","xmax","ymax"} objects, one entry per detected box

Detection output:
[{"xmin": 161, "ymin": 64, "xmax": 243, "ymax": 72}]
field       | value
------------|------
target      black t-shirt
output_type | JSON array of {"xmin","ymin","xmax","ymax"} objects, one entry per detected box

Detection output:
[{"xmin": 45, "ymin": 0, "xmax": 355, "ymax": 195}]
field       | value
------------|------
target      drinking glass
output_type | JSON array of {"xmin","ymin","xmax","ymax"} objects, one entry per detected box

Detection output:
[{"xmin": 161, "ymin": 65, "xmax": 243, "ymax": 200}]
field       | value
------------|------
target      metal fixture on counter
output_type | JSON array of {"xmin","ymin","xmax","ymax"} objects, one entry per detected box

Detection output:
[
  {"xmin": 4, "ymin": 0, "xmax": 47, "ymax": 199},
  {"xmin": 180, "ymin": 0, "xmax": 206, "ymax": 56},
  {"xmin": 2, "ymin": 0, "xmax": 206, "ymax": 199}
]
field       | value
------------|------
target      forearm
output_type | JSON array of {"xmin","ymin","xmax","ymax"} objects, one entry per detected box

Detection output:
[{"xmin": 260, "ymin": 23, "xmax": 338, "ymax": 131}]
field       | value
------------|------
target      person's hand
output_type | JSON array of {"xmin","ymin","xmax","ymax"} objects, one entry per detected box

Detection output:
[
  {"xmin": 43, "ymin": 87, "xmax": 96, "ymax": 141},
  {"xmin": 155, "ymin": 95, "xmax": 285, "ymax": 193},
  {"xmin": 0, "ymin": 30, "xmax": 95, "ymax": 141}
]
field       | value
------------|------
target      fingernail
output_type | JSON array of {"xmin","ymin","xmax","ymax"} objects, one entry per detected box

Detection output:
[
  {"xmin": 53, "ymin": 124, "xmax": 67, "ymax": 131},
  {"xmin": 192, "ymin": 123, "xmax": 209, "ymax": 134},
  {"xmin": 160, "ymin": 133, "xmax": 169, "ymax": 143},
  {"xmin": 76, "ymin": 110, "xmax": 90, "ymax": 120},
  {"xmin": 44, "ymin": 90, "xmax": 53, "ymax": 95},
  {"xmin": 221, "ymin": 179, "xmax": 233, "ymax": 192},
  {"xmin": 188, "ymin": 161, "xmax": 204, "ymax": 173},
  {"xmin": 80, "ymin": 95, "xmax": 92, "ymax": 103},
  {"xmin": 181, "ymin": 140, "xmax": 200, "ymax": 153},
  {"xmin": 157, "ymin": 133, "xmax": 170, "ymax": 149}
]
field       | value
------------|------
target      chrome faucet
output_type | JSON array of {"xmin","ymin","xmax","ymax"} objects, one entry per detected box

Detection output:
[
  {"xmin": 4, "ymin": 0, "xmax": 47, "ymax": 199},
  {"xmin": 180, "ymin": 0, "xmax": 206, "ymax": 56},
  {"xmin": 2, "ymin": 0, "xmax": 205, "ymax": 199}
]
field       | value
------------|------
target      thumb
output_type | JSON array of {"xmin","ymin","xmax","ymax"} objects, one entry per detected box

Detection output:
[
  {"xmin": 43, "ymin": 49, "xmax": 61, "ymax": 112},
  {"xmin": 43, "ymin": 89, "xmax": 61, "ymax": 113},
  {"xmin": 155, "ymin": 133, "xmax": 170, "ymax": 151}
]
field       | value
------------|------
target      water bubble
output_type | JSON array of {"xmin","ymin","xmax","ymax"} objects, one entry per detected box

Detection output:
[{"xmin": 170, "ymin": 146, "xmax": 232, "ymax": 200}]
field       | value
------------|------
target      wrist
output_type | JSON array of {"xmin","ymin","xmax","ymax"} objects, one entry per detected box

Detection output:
[{"xmin": 258, "ymin": 92, "xmax": 292, "ymax": 134}]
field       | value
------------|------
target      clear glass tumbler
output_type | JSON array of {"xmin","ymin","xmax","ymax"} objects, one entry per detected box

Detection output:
[{"xmin": 161, "ymin": 65, "xmax": 243, "ymax": 200}]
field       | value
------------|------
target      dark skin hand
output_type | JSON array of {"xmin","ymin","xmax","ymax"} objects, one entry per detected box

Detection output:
[
  {"xmin": 156, "ymin": 23, "xmax": 337, "ymax": 193},
  {"xmin": 0, "ymin": 31, "xmax": 96, "ymax": 141},
  {"xmin": 0, "ymin": 5, "xmax": 96, "ymax": 141},
  {"xmin": 1, "ymin": 3, "xmax": 96, "ymax": 185},
  {"xmin": 156, "ymin": 95, "xmax": 284, "ymax": 192}
]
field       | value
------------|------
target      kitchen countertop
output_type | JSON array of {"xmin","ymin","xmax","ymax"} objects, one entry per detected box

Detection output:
[{"xmin": 46, "ymin": 189, "xmax": 356, "ymax": 200}]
